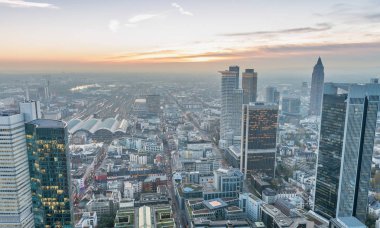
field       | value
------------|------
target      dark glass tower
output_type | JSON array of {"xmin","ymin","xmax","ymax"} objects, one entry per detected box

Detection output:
[
  {"xmin": 25, "ymin": 119, "xmax": 72, "ymax": 227},
  {"xmin": 314, "ymin": 83, "xmax": 380, "ymax": 222},
  {"xmin": 242, "ymin": 69, "xmax": 258, "ymax": 104},
  {"xmin": 240, "ymin": 103, "xmax": 278, "ymax": 179},
  {"xmin": 309, "ymin": 57, "xmax": 324, "ymax": 115}
]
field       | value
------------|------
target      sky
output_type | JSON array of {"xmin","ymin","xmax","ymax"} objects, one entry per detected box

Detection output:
[{"xmin": 0, "ymin": 0, "xmax": 380, "ymax": 77}]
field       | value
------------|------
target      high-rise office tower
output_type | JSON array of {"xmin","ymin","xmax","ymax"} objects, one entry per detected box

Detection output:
[
  {"xmin": 240, "ymin": 102, "xmax": 279, "ymax": 179},
  {"xmin": 242, "ymin": 69, "xmax": 258, "ymax": 104},
  {"xmin": 309, "ymin": 57, "xmax": 324, "ymax": 116},
  {"xmin": 19, "ymin": 100, "xmax": 41, "ymax": 122},
  {"xmin": 314, "ymin": 83, "xmax": 380, "ymax": 222},
  {"xmin": 0, "ymin": 111, "xmax": 34, "ymax": 228},
  {"xmin": 265, "ymin": 86, "xmax": 280, "ymax": 104},
  {"xmin": 229, "ymin": 65, "xmax": 240, "ymax": 89},
  {"xmin": 26, "ymin": 119, "xmax": 72, "ymax": 227},
  {"xmin": 219, "ymin": 69, "xmax": 243, "ymax": 148}
]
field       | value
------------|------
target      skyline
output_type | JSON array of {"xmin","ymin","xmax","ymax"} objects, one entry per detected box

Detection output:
[{"xmin": 0, "ymin": 0, "xmax": 380, "ymax": 75}]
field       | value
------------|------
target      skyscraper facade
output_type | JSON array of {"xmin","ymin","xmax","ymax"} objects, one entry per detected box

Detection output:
[
  {"xmin": 314, "ymin": 83, "xmax": 380, "ymax": 222},
  {"xmin": 26, "ymin": 119, "xmax": 72, "ymax": 227},
  {"xmin": 309, "ymin": 57, "xmax": 325, "ymax": 116},
  {"xmin": 0, "ymin": 111, "xmax": 34, "ymax": 228},
  {"xmin": 229, "ymin": 65, "xmax": 240, "ymax": 89},
  {"xmin": 19, "ymin": 100, "xmax": 41, "ymax": 122},
  {"xmin": 219, "ymin": 69, "xmax": 243, "ymax": 148},
  {"xmin": 240, "ymin": 103, "xmax": 279, "ymax": 179},
  {"xmin": 242, "ymin": 69, "xmax": 258, "ymax": 104}
]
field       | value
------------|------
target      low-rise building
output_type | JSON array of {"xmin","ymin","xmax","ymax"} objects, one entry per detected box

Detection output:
[
  {"xmin": 75, "ymin": 212, "xmax": 98, "ymax": 228},
  {"xmin": 239, "ymin": 192, "xmax": 263, "ymax": 222},
  {"xmin": 260, "ymin": 204, "xmax": 314, "ymax": 228}
]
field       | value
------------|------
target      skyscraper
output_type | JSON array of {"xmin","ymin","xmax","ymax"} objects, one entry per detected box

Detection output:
[
  {"xmin": 242, "ymin": 69, "xmax": 258, "ymax": 104},
  {"xmin": 26, "ymin": 119, "xmax": 72, "ymax": 227},
  {"xmin": 265, "ymin": 86, "xmax": 280, "ymax": 104},
  {"xmin": 0, "ymin": 111, "xmax": 34, "ymax": 228},
  {"xmin": 240, "ymin": 102, "xmax": 279, "ymax": 179},
  {"xmin": 219, "ymin": 69, "xmax": 243, "ymax": 148},
  {"xmin": 309, "ymin": 57, "xmax": 325, "ymax": 116},
  {"xmin": 229, "ymin": 65, "xmax": 240, "ymax": 89},
  {"xmin": 19, "ymin": 100, "xmax": 41, "ymax": 122},
  {"xmin": 314, "ymin": 83, "xmax": 380, "ymax": 222}
]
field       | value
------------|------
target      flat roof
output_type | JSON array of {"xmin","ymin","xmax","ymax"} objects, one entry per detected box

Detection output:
[
  {"xmin": 135, "ymin": 98, "xmax": 146, "ymax": 103},
  {"xmin": 337, "ymin": 217, "xmax": 366, "ymax": 228},
  {"xmin": 203, "ymin": 198, "xmax": 228, "ymax": 210},
  {"xmin": 28, "ymin": 119, "xmax": 66, "ymax": 128},
  {"xmin": 138, "ymin": 206, "xmax": 152, "ymax": 228}
]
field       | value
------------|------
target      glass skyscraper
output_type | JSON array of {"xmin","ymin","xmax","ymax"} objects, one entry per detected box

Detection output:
[
  {"xmin": 314, "ymin": 83, "xmax": 380, "ymax": 222},
  {"xmin": 229, "ymin": 65, "xmax": 240, "ymax": 89},
  {"xmin": 240, "ymin": 103, "xmax": 279, "ymax": 179},
  {"xmin": 25, "ymin": 119, "xmax": 72, "ymax": 227},
  {"xmin": 219, "ymin": 68, "xmax": 243, "ymax": 148},
  {"xmin": 0, "ymin": 111, "xmax": 34, "ymax": 228},
  {"xmin": 242, "ymin": 69, "xmax": 258, "ymax": 104}
]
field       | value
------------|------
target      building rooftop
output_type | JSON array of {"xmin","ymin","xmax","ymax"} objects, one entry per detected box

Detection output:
[
  {"xmin": 336, "ymin": 217, "xmax": 366, "ymax": 228},
  {"xmin": 68, "ymin": 117, "xmax": 128, "ymax": 134},
  {"xmin": 67, "ymin": 118, "xmax": 81, "ymax": 130},
  {"xmin": 28, "ymin": 119, "xmax": 66, "ymax": 128},
  {"xmin": 97, "ymin": 117, "xmax": 118, "ymax": 131},
  {"xmin": 203, "ymin": 198, "xmax": 228, "ymax": 210},
  {"xmin": 192, "ymin": 218, "xmax": 250, "ymax": 226},
  {"xmin": 263, "ymin": 188, "xmax": 276, "ymax": 196},
  {"xmin": 144, "ymin": 175, "xmax": 167, "ymax": 182},
  {"xmin": 228, "ymin": 145, "xmax": 241, "ymax": 157},
  {"xmin": 181, "ymin": 183, "xmax": 204, "ymax": 193},
  {"xmin": 253, "ymin": 222, "xmax": 266, "ymax": 228},
  {"xmin": 135, "ymin": 98, "xmax": 146, "ymax": 103},
  {"xmin": 225, "ymin": 206, "xmax": 242, "ymax": 212},
  {"xmin": 138, "ymin": 206, "xmax": 152, "ymax": 228},
  {"xmin": 0, "ymin": 110, "xmax": 18, "ymax": 116}
]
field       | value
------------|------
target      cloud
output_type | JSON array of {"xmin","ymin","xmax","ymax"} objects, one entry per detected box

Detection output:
[
  {"xmin": 171, "ymin": 2, "xmax": 193, "ymax": 16},
  {"xmin": 128, "ymin": 14, "xmax": 158, "ymax": 23},
  {"xmin": 108, "ymin": 19, "xmax": 121, "ymax": 32},
  {"xmin": 221, "ymin": 23, "xmax": 333, "ymax": 37},
  {"xmin": 108, "ymin": 14, "xmax": 159, "ymax": 32},
  {"xmin": 102, "ymin": 41, "xmax": 380, "ymax": 63},
  {"xmin": 365, "ymin": 13, "xmax": 380, "ymax": 21},
  {"xmin": 0, "ymin": 0, "xmax": 58, "ymax": 9},
  {"xmin": 259, "ymin": 42, "xmax": 380, "ymax": 55}
]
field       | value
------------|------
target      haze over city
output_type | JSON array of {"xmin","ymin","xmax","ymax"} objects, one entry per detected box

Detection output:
[{"xmin": 1, "ymin": 1, "xmax": 380, "ymax": 228}]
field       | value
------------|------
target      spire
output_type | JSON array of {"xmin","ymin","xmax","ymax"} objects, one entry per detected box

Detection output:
[{"xmin": 317, "ymin": 56, "xmax": 323, "ymax": 65}]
